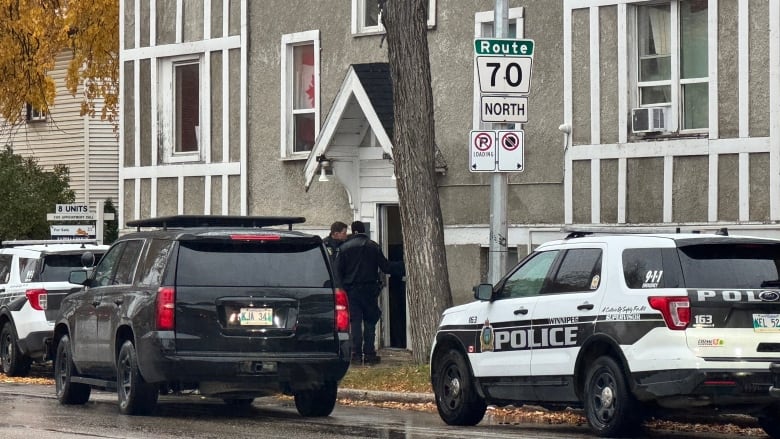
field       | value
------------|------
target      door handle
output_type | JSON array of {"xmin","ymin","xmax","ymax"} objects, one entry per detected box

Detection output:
[
  {"xmin": 577, "ymin": 303, "xmax": 595, "ymax": 311},
  {"xmin": 113, "ymin": 298, "xmax": 124, "ymax": 306},
  {"xmin": 513, "ymin": 308, "xmax": 528, "ymax": 315}
]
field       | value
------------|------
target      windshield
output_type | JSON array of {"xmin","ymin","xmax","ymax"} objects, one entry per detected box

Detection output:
[
  {"xmin": 40, "ymin": 253, "xmax": 104, "ymax": 282},
  {"xmin": 678, "ymin": 243, "xmax": 780, "ymax": 289}
]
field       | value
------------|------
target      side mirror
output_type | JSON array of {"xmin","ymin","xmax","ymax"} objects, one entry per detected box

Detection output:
[
  {"xmin": 473, "ymin": 283, "xmax": 494, "ymax": 301},
  {"xmin": 81, "ymin": 252, "xmax": 96, "ymax": 267},
  {"xmin": 69, "ymin": 269, "xmax": 89, "ymax": 285}
]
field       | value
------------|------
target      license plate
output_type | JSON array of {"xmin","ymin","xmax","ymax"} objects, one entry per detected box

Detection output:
[
  {"xmin": 753, "ymin": 314, "xmax": 780, "ymax": 332},
  {"xmin": 239, "ymin": 307, "xmax": 273, "ymax": 326}
]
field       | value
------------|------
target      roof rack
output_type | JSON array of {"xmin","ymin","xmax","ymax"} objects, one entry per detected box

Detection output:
[
  {"xmin": 1, "ymin": 239, "xmax": 99, "ymax": 248},
  {"xmin": 562, "ymin": 226, "xmax": 729, "ymax": 239},
  {"xmin": 126, "ymin": 215, "xmax": 306, "ymax": 231}
]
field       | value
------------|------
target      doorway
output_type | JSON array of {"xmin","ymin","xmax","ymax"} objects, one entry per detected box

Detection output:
[{"xmin": 378, "ymin": 204, "xmax": 406, "ymax": 349}]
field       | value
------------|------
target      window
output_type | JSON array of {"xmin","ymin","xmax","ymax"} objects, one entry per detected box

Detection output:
[
  {"xmin": 635, "ymin": 0, "xmax": 708, "ymax": 132},
  {"xmin": 545, "ymin": 249, "xmax": 602, "ymax": 294},
  {"xmin": 352, "ymin": 0, "xmax": 436, "ymax": 35},
  {"xmin": 159, "ymin": 55, "xmax": 203, "ymax": 163},
  {"xmin": 26, "ymin": 103, "xmax": 47, "ymax": 123},
  {"xmin": 113, "ymin": 240, "xmax": 143, "ymax": 285},
  {"xmin": 281, "ymin": 30, "xmax": 320, "ymax": 158},
  {"xmin": 138, "ymin": 239, "xmax": 174, "ymax": 287},
  {"xmin": 0, "ymin": 254, "xmax": 12, "ymax": 284},
  {"xmin": 19, "ymin": 258, "xmax": 38, "ymax": 282},
  {"xmin": 622, "ymin": 248, "xmax": 683, "ymax": 289},
  {"xmin": 500, "ymin": 250, "xmax": 559, "ymax": 299}
]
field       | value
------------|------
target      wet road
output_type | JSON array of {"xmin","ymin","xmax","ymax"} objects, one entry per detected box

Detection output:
[{"xmin": 0, "ymin": 384, "xmax": 761, "ymax": 438}]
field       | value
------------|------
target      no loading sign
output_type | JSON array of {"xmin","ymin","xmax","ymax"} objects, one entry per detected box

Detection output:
[{"xmin": 498, "ymin": 130, "xmax": 524, "ymax": 171}]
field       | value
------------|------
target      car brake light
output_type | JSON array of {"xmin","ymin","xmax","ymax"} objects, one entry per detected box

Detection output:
[
  {"xmin": 26, "ymin": 289, "xmax": 47, "ymax": 311},
  {"xmin": 156, "ymin": 287, "xmax": 176, "ymax": 330},
  {"xmin": 229, "ymin": 234, "xmax": 280, "ymax": 241},
  {"xmin": 335, "ymin": 288, "xmax": 350, "ymax": 332},
  {"xmin": 648, "ymin": 296, "xmax": 690, "ymax": 330}
]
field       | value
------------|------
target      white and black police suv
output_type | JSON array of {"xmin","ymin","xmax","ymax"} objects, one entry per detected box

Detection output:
[{"xmin": 430, "ymin": 228, "xmax": 780, "ymax": 437}]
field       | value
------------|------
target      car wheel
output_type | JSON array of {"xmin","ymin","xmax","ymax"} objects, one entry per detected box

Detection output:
[
  {"xmin": 294, "ymin": 381, "xmax": 337, "ymax": 417},
  {"xmin": 54, "ymin": 334, "xmax": 91, "ymax": 405},
  {"xmin": 432, "ymin": 349, "xmax": 487, "ymax": 426},
  {"xmin": 758, "ymin": 404, "xmax": 780, "ymax": 439},
  {"xmin": 223, "ymin": 398, "xmax": 254, "ymax": 408},
  {"xmin": 117, "ymin": 340, "xmax": 158, "ymax": 415},
  {"xmin": 1, "ymin": 322, "xmax": 31, "ymax": 377},
  {"xmin": 583, "ymin": 355, "xmax": 642, "ymax": 437}
]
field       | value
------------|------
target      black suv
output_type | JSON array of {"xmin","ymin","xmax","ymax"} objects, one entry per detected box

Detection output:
[{"xmin": 53, "ymin": 215, "xmax": 351, "ymax": 416}]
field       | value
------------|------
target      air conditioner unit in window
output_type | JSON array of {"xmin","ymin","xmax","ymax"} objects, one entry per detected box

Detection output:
[{"xmin": 631, "ymin": 107, "xmax": 668, "ymax": 134}]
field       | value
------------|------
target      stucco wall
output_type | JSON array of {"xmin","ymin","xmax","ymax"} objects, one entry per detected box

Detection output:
[
  {"xmin": 446, "ymin": 244, "xmax": 482, "ymax": 306},
  {"xmin": 718, "ymin": 0, "xmax": 738, "ymax": 139},
  {"xmin": 750, "ymin": 0, "xmax": 770, "ymax": 137},
  {"xmin": 718, "ymin": 154, "xmax": 739, "ymax": 221},
  {"xmin": 672, "ymin": 156, "xmax": 708, "ymax": 223}
]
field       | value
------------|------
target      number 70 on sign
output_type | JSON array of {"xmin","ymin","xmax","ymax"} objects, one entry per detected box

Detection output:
[{"xmin": 476, "ymin": 56, "xmax": 533, "ymax": 95}]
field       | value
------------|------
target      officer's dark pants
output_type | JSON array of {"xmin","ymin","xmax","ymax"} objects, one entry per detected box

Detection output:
[{"xmin": 345, "ymin": 284, "xmax": 381, "ymax": 356}]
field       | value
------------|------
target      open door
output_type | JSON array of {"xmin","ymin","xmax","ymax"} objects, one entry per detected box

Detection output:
[{"xmin": 379, "ymin": 204, "xmax": 406, "ymax": 348}]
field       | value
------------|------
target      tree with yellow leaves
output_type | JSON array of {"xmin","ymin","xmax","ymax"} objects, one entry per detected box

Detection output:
[{"xmin": 0, "ymin": 0, "xmax": 118, "ymax": 125}]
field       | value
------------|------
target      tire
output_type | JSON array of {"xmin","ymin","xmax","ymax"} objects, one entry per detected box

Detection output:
[
  {"xmin": 117, "ymin": 340, "xmax": 158, "ymax": 415},
  {"xmin": 54, "ymin": 334, "xmax": 91, "ymax": 405},
  {"xmin": 432, "ymin": 349, "xmax": 487, "ymax": 426},
  {"xmin": 294, "ymin": 381, "xmax": 337, "ymax": 417},
  {"xmin": 583, "ymin": 356, "xmax": 642, "ymax": 437},
  {"xmin": 1, "ymin": 322, "xmax": 32, "ymax": 377},
  {"xmin": 758, "ymin": 405, "xmax": 780, "ymax": 439}
]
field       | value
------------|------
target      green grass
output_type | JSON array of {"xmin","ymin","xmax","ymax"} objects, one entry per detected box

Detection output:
[{"xmin": 340, "ymin": 363, "xmax": 432, "ymax": 394}]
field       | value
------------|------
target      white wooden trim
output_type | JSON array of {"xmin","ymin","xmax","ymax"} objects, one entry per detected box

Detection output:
[
  {"xmin": 134, "ymin": 178, "xmax": 141, "ymax": 221},
  {"xmin": 591, "ymin": 159, "xmax": 600, "ymax": 223},
  {"xmin": 178, "ymin": 175, "xmax": 184, "ymax": 214},
  {"xmin": 566, "ymin": 0, "xmax": 636, "ymax": 8},
  {"xmin": 618, "ymin": 158, "xmax": 626, "ymax": 223},
  {"xmin": 223, "ymin": 48, "xmax": 229, "ymax": 163},
  {"xmin": 618, "ymin": 4, "xmax": 627, "ymax": 144},
  {"xmin": 708, "ymin": 0, "xmax": 719, "ymax": 139},
  {"xmin": 708, "ymin": 153, "xmax": 718, "ymax": 221},
  {"xmin": 663, "ymin": 156, "xmax": 673, "ymax": 222},
  {"xmin": 203, "ymin": 0, "xmax": 210, "ymax": 40},
  {"xmin": 118, "ymin": 0, "xmax": 126, "ymax": 228},
  {"xmin": 240, "ymin": 0, "xmax": 248, "ymax": 215},
  {"xmin": 223, "ymin": 0, "xmax": 229, "ymax": 37},
  {"xmin": 738, "ymin": 0, "xmax": 749, "ymax": 138},
  {"xmin": 205, "ymin": 175, "xmax": 212, "ymax": 214},
  {"xmin": 122, "ymin": 36, "xmax": 241, "ymax": 61},
  {"xmin": 568, "ymin": 137, "xmax": 771, "ymax": 160},
  {"xmin": 771, "ymin": 0, "xmax": 780, "ymax": 220},
  {"xmin": 203, "ymin": 53, "xmax": 211, "ymax": 164},
  {"xmin": 564, "ymin": 4, "xmax": 573, "ymax": 224},
  {"xmin": 150, "ymin": 0, "xmax": 156, "ymax": 47},
  {"xmin": 134, "ymin": 61, "xmax": 140, "ymax": 168},
  {"xmin": 670, "ymin": 1, "xmax": 680, "ymax": 133},
  {"xmin": 122, "ymin": 162, "xmax": 241, "ymax": 179},
  {"xmin": 739, "ymin": 152, "xmax": 749, "ymax": 221},
  {"xmin": 176, "ymin": 0, "xmax": 183, "ymax": 43},
  {"xmin": 590, "ymin": 7, "xmax": 600, "ymax": 145}
]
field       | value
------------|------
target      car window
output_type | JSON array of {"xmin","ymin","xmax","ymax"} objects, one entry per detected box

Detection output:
[
  {"xmin": 176, "ymin": 240, "xmax": 330, "ymax": 287},
  {"xmin": 677, "ymin": 243, "xmax": 780, "ymax": 289},
  {"xmin": 0, "ymin": 254, "xmax": 11, "ymax": 284},
  {"xmin": 544, "ymin": 248, "xmax": 602, "ymax": 294},
  {"xmin": 113, "ymin": 240, "xmax": 144, "ymax": 285},
  {"xmin": 138, "ymin": 239, "xmax": 174, "ymax": 287},
  {"xmin": 18, "ymin": 257, "xmax": 38, "ymax": 283},
  {"xmin": 499, "ymin": 250, "xmax": 559, "ymax": 299},
  {"xmin": 38, "ymin": 253, "xmax": 104, "ymax": 282},
  {"xmin": 93, "ymin": 242, "xmax": 126, "ymax": 287}
]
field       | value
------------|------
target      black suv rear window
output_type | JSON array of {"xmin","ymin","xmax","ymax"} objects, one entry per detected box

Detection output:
[
  {"xmin": 677, "ymin": 243, "xmax": 780, "ymax": 289},
  {"xmin": 176, "ymin": 240, "xmax": 330, "ymax": 287}
]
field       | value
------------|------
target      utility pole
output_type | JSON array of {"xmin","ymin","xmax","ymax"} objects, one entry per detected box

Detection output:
[{"xmin": 488, "ymin": 0, "xmax": 509, "ymax": 284}]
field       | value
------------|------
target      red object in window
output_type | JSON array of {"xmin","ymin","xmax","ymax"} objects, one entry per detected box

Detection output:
[
  {"xmin": 648, "ymin": 296, "xmax": 690, "ymax": 330},
  {"xmin": 156, "ymin": 287, "xmax": 176, "ymax": 330},
  {"xmin": 26, "ymin": 289, "xmax": 47, "ymax": 311},
  {"xmin": 229, "ymin": 234, "xmax": 281, "ymax": 241},
  {"xmin": 335, "ymin": 288, "xmax": 350, "ymax": 333}
]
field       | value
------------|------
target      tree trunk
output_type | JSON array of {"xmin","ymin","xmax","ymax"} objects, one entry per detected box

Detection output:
[{"xmin": 383, "ymin": 0, "xmax": 453, "ymax": 364}]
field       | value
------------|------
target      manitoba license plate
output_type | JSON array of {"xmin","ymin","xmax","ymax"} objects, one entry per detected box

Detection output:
[
  {"xmin": 753, "ymin": 314, "xmax": 780, "ymax": 332},
  {"xmin": 239, "ymin": 307, "xmax": 273, "ymax": 326}
]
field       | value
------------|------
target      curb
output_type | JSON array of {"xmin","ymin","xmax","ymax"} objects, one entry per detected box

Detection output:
[{"xmin": 337, "ymin": 388, "xmax": 434, "ymax": 404}]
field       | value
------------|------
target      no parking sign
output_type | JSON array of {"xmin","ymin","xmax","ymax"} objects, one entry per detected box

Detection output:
[{"xmin": 497, "ymin": 130, "xmax": 524, "ymax": 171}]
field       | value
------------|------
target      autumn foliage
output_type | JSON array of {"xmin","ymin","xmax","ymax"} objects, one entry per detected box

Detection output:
[{"xmin": 0, "ymin": 0, "xmax": 119, "ymax": 124}]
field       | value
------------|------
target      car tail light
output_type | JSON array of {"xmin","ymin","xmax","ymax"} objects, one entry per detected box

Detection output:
[
  {"xmin": 26, "ymin": 289, "xmax": 48, "ymax": 311},
  {"xmin": 648, "ymin": 296, "xmax": 690, "ymax": 330},
  {"xmin": 335, "ymin": 288, "xmax": 350, "ymax": 333},
  {"xmin": 230, "ymin": 234, "xmax": 280, "ymax": 241},
  {"xmin": 156, "ymin": 287, "xmax": 176, "ymax": 330}
]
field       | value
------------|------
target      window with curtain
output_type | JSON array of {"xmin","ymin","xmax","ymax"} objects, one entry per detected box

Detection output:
[
  {"xmin": 174, "ymin": 62, "xmax": 200, "ymax": 153},
  {"xmin": 636, "ymin": 0, "xmax": 708, "ymax": 132},
  {"xmin": 293, "ymin": 44, "xmax": 316, "ymax": 153},
  {"xmin": 281, "ymin": 30, "xmax": 320, "ymax": 158}
]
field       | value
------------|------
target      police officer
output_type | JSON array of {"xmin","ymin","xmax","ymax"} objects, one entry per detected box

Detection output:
[
  {"xmin": 323, "ymin": 221, "xmax": 348, "ymax": 263},
  {"xmin": 335, "ymin": 220, "xmax": 401, "ymax": 365}
]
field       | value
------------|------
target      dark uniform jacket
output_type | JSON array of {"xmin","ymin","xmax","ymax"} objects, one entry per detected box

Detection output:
[{"xmin": 335, "ymin": 233, "xmax": 394, "ymax": 288}]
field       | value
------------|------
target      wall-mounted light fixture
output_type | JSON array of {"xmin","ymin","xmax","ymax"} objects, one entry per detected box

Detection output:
[{"xmin": 317, "ymin": 155, "xmax": 331, "ymax": 182}]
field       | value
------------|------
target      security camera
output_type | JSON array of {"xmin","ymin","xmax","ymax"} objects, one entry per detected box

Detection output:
[{"xmin": 558, "ymin": 123, "xmax": 571, "ymax": 134}]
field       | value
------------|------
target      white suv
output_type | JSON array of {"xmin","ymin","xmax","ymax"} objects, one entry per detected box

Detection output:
[
  {"xmin": 0, "ymin": 240, "xmax": 106, "ymax": 376},
  {"xmin": 430, "ymin": 229, "xmax": 780, "ymax": 438}
]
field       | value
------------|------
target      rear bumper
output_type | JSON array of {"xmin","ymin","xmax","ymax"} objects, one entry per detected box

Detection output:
[
  {"xmin": 633, "ymin": 367, "xmax": 779, "ymax": 409},
  {"xmin": 136, "ymin": 331, "xmax": 351, "ymax": 392},
  {"xmin": 16, "ymin": 330, "xmax": 52, "ymax": 361},
  {"xmin": 769, "ymin": 362, "xmax": 780, "ymax": 398}
]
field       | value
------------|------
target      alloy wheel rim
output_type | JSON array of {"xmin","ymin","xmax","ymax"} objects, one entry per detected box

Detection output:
[
  {"xmin": 119, "ymin": 352, "xmax": 132, "ymax": 402},
  {"xmin": 442, "ymin": 363, "xmax": 462, "ymax": 409},
  {"xmin": 592, "ymin": 370, "xmax": 617, "ymax": 424}
]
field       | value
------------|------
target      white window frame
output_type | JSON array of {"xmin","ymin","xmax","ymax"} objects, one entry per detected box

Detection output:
[
  {"xmin": 158, "ymin": 54, "xmax": 204, "ymax": 163},
  {"xmin": 473, "ymin": 8, "xmax": 525, "ymax": 131},
  {"xmin": 351, "ymin": 0, "xmax": 436, "ymax": 36},
  {"xmin": 632, "ymin": 0, "xmax": 709, "ymax": 135},
  {"xmin": 26, "ymin": 103, "xmax": 47, "ymax": 123},
  {"xmin": 280, "ymin": 30, "xmax": 320, "ymax": 160}
]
